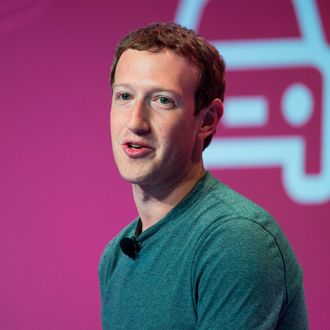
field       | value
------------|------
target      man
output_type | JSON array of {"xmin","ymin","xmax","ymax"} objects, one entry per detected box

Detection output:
[{"xmin": 99, "ymin": 22, "xmax": 308, "ymax": 329}]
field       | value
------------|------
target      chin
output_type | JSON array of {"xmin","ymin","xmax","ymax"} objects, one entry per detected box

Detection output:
[{"xmin": 119, "ymin": 171, "xmax": 150, "ymax": 185}]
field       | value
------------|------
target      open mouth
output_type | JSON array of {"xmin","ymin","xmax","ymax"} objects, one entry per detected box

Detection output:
[
  {"xmin": 128, "ymin": 143, "xmax": 144, "ymax": 149},
  {"xmin": 123, "ymin": 141, "xmax": 153, "ymax": 157},
  {"xmin": 123, "ymin": 140, "xmax": 153, "ymax": 157}
]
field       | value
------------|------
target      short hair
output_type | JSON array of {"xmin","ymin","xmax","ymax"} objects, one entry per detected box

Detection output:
[{"xmin": 110, "ymin": 22, "xmax": 226, "ymax": 149}]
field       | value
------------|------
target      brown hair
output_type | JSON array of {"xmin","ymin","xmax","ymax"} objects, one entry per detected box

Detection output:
[{"xmin": 110, "ymin": 22, "xmax": 226, "ymax": 149}]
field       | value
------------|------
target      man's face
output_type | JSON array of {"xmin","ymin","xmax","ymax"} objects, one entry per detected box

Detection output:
[{"xmin": 110, "ymin": 49, "xmax": 204, "ymax": 189}]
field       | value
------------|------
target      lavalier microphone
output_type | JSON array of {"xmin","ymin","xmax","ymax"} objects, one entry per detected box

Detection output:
[{"xmin": 120, "ymin": 236, "xmax": 140, "ymax": 259}]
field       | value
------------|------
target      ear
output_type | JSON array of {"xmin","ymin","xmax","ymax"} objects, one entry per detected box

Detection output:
[{"xmin": 198, "ymin": 98, "xmax": 224, "ymax": 140}]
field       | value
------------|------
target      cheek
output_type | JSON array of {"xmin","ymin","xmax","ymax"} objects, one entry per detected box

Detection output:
[
  {"xmin": 176, "ymin": 117, "xmax": 199, "ymax": 140},
  {"xmin": 110, "ymin": 111, "xmax": 121, "ymax": 135},
  {"xmin": 161, "ymin": 122, "xmax": 195, "ymax": 152},
  {"xmin": 109, "ymin": 119, "xmax": 115, "ymax": 138}
]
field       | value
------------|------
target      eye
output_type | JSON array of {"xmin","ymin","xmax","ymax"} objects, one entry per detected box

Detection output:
[
  {"xmin": 159, "ymin": 96, "xmax": 171, "ymax": 104},
  {"xmin": 118, "ymin": 92, "xmax": 131, "ymax": 101},
  {"xmin": 153, "ymin": 96, "xmax": 176, "ymax": 109}
]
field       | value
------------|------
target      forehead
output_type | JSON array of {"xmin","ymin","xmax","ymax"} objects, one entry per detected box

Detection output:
[{"xmin": 114, "ymin": 49, "xmax": 199, "ymax": 94}]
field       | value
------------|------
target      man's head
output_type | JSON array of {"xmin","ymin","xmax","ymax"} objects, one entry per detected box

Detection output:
[{"xmin": 110, "ymin": 22, "xmax": 225, "ymax": 149}]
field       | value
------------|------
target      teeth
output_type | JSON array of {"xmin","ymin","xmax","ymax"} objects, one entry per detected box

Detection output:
[{"xmin": 129, "ymin": 143, "xmax": 142, "ymax": 149}]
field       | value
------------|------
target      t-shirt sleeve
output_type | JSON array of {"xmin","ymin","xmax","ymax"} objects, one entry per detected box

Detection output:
[{"xmin": 191, "ymin": 218, "xmax": 307, "ymax": 329}]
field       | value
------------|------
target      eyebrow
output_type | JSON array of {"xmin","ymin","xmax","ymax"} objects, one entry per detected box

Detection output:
[
  {"xmin": 111, "ymin": 84, "xmax": 184, "ymax": 107},
  {"xmin": 112, "ymin": 83, "xmax": 130, "ymax": 89},
  {"xmin": 112, "ymin": 83, "xmax": 179, "ymax": 96},
  {"xmin": 111, "ymin": 83, "xmax": 133, "ymax": 96}
]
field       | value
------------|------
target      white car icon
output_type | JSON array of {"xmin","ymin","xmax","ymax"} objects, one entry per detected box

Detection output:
[{"xmin": 176, "ymin": 0, "xmax": 330, "ymax": 204}]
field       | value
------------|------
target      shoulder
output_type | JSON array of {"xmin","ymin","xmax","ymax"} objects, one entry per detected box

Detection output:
[
  {"xmin": 201, "ymin": 173, "xmax": 273, "ymax": 221},
  {"xmin": 192, "ymin": 173, "xmax": 276, "ymax": 230},
  {"xmin": 191, "ymin": 217, "xmax": 305, "ymax": 328},
  {"xmin": 190, "ymin": 174, "xmax": 303, "ymax": 300},
  {"xmin": 197, "ymin": 174, "xmax": 296, "ymax": 260},
  {"xmin": 191, "ymin": 211, "xmax": 303, "ymax": 315},
  {"xmin": 193, "ymin": 217, "xmax": 287, "ymax": 278},
  {"xmin": 98, "ymin": 219, "xmax": 138, "ymax": 285}
]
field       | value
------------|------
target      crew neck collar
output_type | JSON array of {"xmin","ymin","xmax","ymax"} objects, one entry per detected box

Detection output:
[{"xmin": 133, "ymin": 171, "xmax": 215, "ymax": 240}]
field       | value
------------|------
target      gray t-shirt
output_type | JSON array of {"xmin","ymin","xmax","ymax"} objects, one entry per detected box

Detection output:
[{"xmin": 99, "ymin": 172, "xmax": 308, "ymax": 329}]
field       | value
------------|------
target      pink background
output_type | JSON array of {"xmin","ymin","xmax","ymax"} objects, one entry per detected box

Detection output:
[{"xmin": 1, "ymin": 1, "xmax": 329, "ymax": 329}]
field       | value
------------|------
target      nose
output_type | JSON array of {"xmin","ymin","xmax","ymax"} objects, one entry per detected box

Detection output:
[{"xmin": 127, "ymin": 101, "xmax": 151, "ymax": 135}]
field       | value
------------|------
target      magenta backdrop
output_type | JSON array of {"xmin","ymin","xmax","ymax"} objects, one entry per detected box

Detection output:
[{"xmin": 1, "ymin": 1, "xmax": 329, "ymax": 329}]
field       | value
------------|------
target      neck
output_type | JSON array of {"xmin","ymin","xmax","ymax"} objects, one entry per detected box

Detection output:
[{"xmin": 132, "ymin": 164, "xmax": 206, "ymax": 232}]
